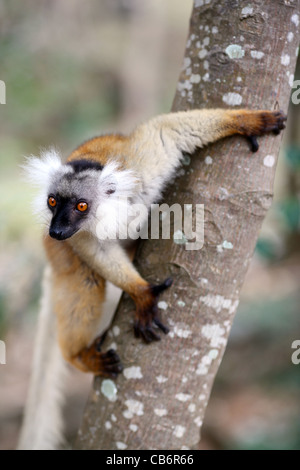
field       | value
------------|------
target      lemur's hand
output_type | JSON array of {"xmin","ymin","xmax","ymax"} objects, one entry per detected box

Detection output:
[
  {"xmin": 237, "ymin": 110, "xmax": 287, "ymax": 152},
  {"xmin": 134, "ymin": 278, "xmax": 173, "ymax": 343}
]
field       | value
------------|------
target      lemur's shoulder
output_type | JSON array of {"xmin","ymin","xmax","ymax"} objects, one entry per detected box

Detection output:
[{"xmin": 67, "ymin": 134, "xmax": 129, "ymax": 166}]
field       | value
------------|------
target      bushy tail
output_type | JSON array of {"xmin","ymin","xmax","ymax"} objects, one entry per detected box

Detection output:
[{"xmin": 18, "ymin": 266, "xmax": 69, "ymax": 450}]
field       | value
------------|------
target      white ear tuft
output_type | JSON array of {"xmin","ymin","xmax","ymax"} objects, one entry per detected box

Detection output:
[{"xmin": 22, "ymin": 147, "xmax": 63, "ymax": 187}]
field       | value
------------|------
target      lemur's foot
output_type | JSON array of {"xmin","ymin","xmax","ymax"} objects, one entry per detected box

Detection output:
[
  {"xmin": 134, "ymin": 277, "xmax": 173, "ymax": 343},
  {"xmin": 77, "ymin": 337, "xmax": 123, "ymax": 377},
  {"xmin": 242, "ymin": 110, "xmax": 287, "ymax": 152}
]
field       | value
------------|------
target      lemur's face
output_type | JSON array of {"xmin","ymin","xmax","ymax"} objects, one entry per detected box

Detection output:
[
  {"xmin": 24, "ymin": 149, "xmax": 137, "ymax": 241},
  {"xmin": 47, "ymin": 160, "xmax": 103, "ymax": 240}
]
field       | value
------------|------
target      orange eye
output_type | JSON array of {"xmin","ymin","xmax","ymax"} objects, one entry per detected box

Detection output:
[
  {"xmin": 77, "ymin": 201, "xmax": 88, "ymax": 212},
  {"xmin": 48, "ymin": 196, "xmax": 57, "ymax": 208}
]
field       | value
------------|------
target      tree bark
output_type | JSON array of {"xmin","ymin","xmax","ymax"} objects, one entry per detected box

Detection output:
[{"xmin": 75, "ymin": 0, "xmax": 300, "ymax": 450}]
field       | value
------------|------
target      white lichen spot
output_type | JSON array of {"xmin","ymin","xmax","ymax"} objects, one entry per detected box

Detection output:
[
  {"xmin": 177, "ymin": 80, "xmax": 192, "ymax": 93},
  {"xmin": 237, "ymin": 76, "xmax": 242, "ymax": 82},
  {"xmin": 111, "ymin": 414, "xmax": 117, "ymax": 422},
  {"xmin": 177, "ymin": 300, "xmax": 186, "ymax": 307},
  {"xmin": 173, "ymin": 425, "xmax": 186, "ymax": 439},
  {"xmin": 171, "ymin": 324, "xmax": 192, "ymax": 339},
  {"xmin": 241, "ymin": 6, "xmax": 253, "ymax": 16},
  {"xmin": 182, "ymin": 376, "xmax": 188, "ymax": 383},
  {"xmin": 201, "ymin": 323, "xmax": 226, "ymax": 348},
  {"xmin": 194, "ymin": 417, "xmax": 203, "ymax": 428},
  {"xmin": 203, "ymin": 60, "xmax": 209, "ymax": 70},
  {"xmin": 196, "ymin": 362, "xmax": 209, "ymax": 375},
  {"xmin": 222, "ymin": 240, "xmax": 233, "ymax": 250},
  {"xmin": 205, "ymin": 25, "xmax": 210, "ymax": 32},
  {"xmin": 218, "ymin": 187, "xmax": 229, "ymax": 201},
  {"xmin": 154, "ymin": 408, "xmax": 168, "ymax": 417},
  {"xmin": 188, "ymin": 403, "xmax": 196, "ymax": 413},
  {"xmin": 124, "ymin": 366, "xmax": 143, "ymax": 380},
  {"xmin": 250, "ymin": 50, "xmax": 264, "ymax": 59},
  {"xmin": 173, "ymin": 230, "xmax": 188, "ymax": 245},
  {"xmin": 289, "ymin": 73, "xmax": 294, "ymax": 88},
  {"xmin": 287, "ymin": 32, "xmax": 294, "ymax": 42},
  {"xmin": 158, "ymin": 300, "xmax": 168, "ymax": 310},
  {"xmin": 116, "ymin": 442, "xmax": 127, "ymax": 450},
  {"xmin": 209, "ymin": 349, "xmax": 219, "ymax": 359},
  {"xmin": 263, "ymin": 154, "xmax": 275, "ymax": 167},
  {"xmin": 156, "ymin": 375, "xmax": 168, "ymax": 384},
  {"xmin": 198, "ymin": 49, "xmax": 208, "ymax": 59},
  {"xmin": 129, "ymin": 424, "xmax": 138, "ymax": 432},
  {"xmin": 199, "ymin": 394, "xmax": 206, "ymax": 401},
  {"xmin": 190, "ymin": 74, "xmax": 201, "ymax": 84},
  {"xmin": 222, "ymin": 92, "xmax": 242, "ymax": 106},
  {"xmin": 225, "ymin": 44, "xmax": 245, "ymax": 59},
  {"xmin": 107, "ymin": 342, "xmax": 117, "ymax": 351},
  {"xmin": 101, "ymin": 379, "xmax": 118, "ymax": 402},
  {"xmin": 123, "ymin": 399, "xmax": 144, "ymax": 419},
  {"xmin": 175, "ymin": 393, "xmax": 192, "ymax": 402},
  {"xmin": 205, "ymin": 156, "xmax": 213, "ymax": 165},
  {"xmin": 203, "ymin": 73, "xmax": 210, "ymax": 82},
  {"xmin": 183, "ymin": 57, "xmax": 191, "ymax": 70},
  {"xmin": 281, "ymin": 54, "xmax": 290, "ymax": 66},
  {"xmin": 291, "ymin": 14, "xmax": 299, "ymax": 27},
  {"xmin": 112, "ymin": 325, "xmax": 120, "ymax": 336},
  {"xmin": 200, "ymin": 295, "xmax": 238, "ymax": 315},
  {"xmin": 105, "ymin": 421, "xmax": 112, "ymax": 430},
  {"xmin": 212, "ymin": 26, "xmax": 218, "ymax": 34},
  {"xmin": 196, "ymin": 41, "xmax": 201, "ymax": 48},
  {"xmin": 203, "ymin": 37, "xmax": 210, "ymax": 46}
]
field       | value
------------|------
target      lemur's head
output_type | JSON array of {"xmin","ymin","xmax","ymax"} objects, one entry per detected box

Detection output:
[{"xmin": 23, "ymin": 148, "xmax": 137, "ymax": 241}]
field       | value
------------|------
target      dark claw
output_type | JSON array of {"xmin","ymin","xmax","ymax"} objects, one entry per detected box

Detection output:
[
  {"xmin": 145, "ymin": 326, "xmax": 161, "ymax": 341},
  {"xmin": 151, "ymin": 277, "xmax": 173, "ymax": 297},
  {"xmin": 247, "ymin": 135, "xmax": 259, "ymax": 153},
  {"xmin": 153, "ymin": 318, "xmax": 170, "ymax": 335}
]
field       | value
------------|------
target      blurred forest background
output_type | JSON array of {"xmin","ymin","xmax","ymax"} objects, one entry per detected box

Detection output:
[{"xmin": 0, "ymin": 0, "xmax": 299, "ymax": 450}]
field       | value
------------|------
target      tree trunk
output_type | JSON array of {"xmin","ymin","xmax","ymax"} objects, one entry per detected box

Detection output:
[{"xmin": 75, "ymin": 0, "xmax": 300, "ymax": 450}]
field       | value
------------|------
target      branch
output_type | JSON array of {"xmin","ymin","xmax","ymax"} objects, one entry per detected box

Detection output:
[{"xmin": 75, "ymin": 0, "xmax": 300, "ymax": 450}]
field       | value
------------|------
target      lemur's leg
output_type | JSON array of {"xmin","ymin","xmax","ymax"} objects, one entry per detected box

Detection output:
[
  {"xmin": 44, "ymin": 236, "xmax": 123, "ymax": 375},
  {"xmin": 70, "ymin": 235, "xmax": 172, "ymax": 343}
]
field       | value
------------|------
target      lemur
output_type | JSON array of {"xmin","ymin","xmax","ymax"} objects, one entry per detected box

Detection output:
[{"xmin": 19, "ymin": 108, "xmax": 286, "ymax": 449}]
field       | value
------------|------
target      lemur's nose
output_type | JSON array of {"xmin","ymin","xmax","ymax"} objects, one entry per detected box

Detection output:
[{"xmin": 49, "ymin": 228, "xmax": 65, "ymax": 241}]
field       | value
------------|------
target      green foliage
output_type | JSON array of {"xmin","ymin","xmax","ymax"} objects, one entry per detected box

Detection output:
[
  {"xmin": 286, "ymin": 145, "xmax": 300, "ymax": 170},
  {"xmin": 278, "ymin": 197, "xmax": 300, "ymax": 232}
]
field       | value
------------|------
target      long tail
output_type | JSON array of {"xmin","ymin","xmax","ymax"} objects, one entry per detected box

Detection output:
[{"xmin": 17, "ymin": 266, "xmax": 69, "ymax": 450}]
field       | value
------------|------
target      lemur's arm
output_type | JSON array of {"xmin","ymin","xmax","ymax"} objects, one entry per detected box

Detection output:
[
  {"xmin": 127, "ymin": 109, "xmax": 286, "ymax": 184},
  {"xmin": 70, "ymin": 234, "xmax": 171, "ymax": 342}
]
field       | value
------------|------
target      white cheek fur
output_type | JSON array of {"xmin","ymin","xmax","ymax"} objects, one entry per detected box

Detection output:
[
  {"xmin": 22, "ymin": 148, "xmax": 69, "ymax": 222},
  {"xmin": 88, "ymin": 162, "xmax": 139, "ymax": 240}
]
